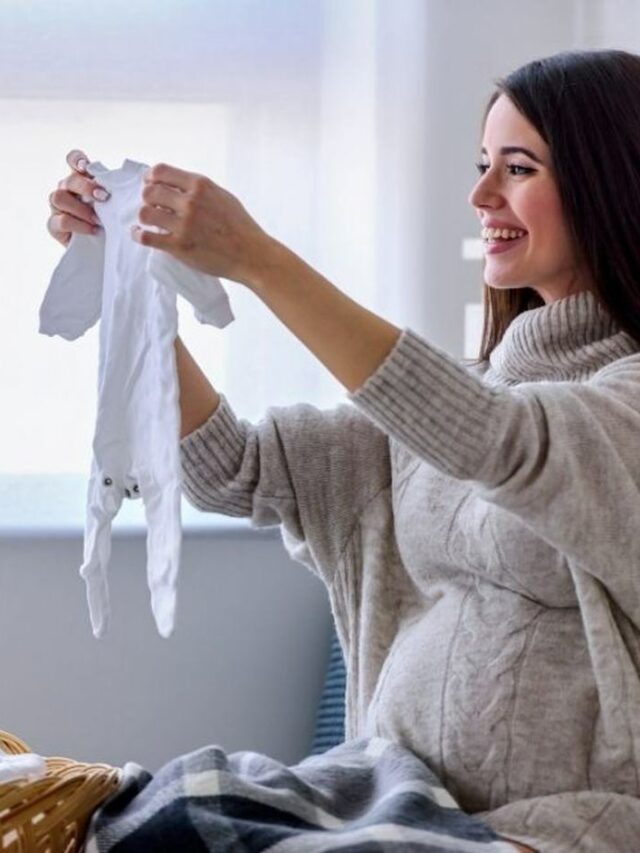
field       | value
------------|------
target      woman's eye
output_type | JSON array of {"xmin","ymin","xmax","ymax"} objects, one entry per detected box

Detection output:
[
  {"xmin": 474, "ymin": 162, "xmax": 533, "ymax": 176},
  {"xmin": 507, "ymin": 164, "xmax": 532, "ymax": 176}
]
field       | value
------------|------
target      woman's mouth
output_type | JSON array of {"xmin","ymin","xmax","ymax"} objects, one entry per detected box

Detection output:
[{"xmin": 484, "ymin": 234, "xmax": 528, "ymax": 254}]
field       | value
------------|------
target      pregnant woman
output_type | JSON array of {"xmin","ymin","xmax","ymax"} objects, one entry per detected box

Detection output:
[{"xmin": 46, "ymin": 48, "xmax": 640, "ymax": 853}]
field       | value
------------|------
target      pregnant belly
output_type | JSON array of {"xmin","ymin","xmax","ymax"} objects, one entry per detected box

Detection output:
[{"xmin": 368, "ymin": 583, "xmax": 595, "ymax": 813}]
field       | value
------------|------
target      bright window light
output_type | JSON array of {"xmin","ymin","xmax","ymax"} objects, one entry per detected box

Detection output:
[{"xmin": 0, "ymin": 98, "xmax": 229, "ymax": 476}]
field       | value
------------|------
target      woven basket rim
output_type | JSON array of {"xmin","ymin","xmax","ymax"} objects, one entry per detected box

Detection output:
[{"xmin": 1, "ymin": 729, "xmax": 121, "ymax": 852}]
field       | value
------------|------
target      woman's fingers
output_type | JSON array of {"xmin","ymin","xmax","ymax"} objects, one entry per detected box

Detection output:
[
  {"xmin": 66, "ymin": 149, "xmax": 90, "ymax": 174},
  {"xmin": 67, "ymin": 148, "xmax": 99, "ymax": 203},
  {"xmin": 47, "ymin": 150, "xmax": 111, "ymax": 246},
  {"xmin": 47, "ymin": 184, "xmax": 101, "ymax": 246},
  {"xmin": 49, "ymin": 187, "xmax": 101, "ymax": 226},
  {"xmin": 143, "ymin": 162, "xmax": 193, "ymax": 193},
  {"xmin": 138, "ymin": 203, "xmax": 176, "ymax": 233},
  {"xmin": 141, "ymin": 180, "xmax": 182, "ymax": 213},
  {"xmin": 56, "ymin": 171, "xmax": 110, "ymax": 204},
  {"xmin": 61, "ymin": 149, "xmax": 111, "ymax": 204},
  {"xmin": 47, "ymin": 211, "xmax": 97, "ymax": 243}
]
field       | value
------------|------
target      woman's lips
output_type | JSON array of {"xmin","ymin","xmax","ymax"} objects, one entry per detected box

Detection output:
[{"xmin": 484, "ymin": 234, "xmax": 528, "ymax": 254}]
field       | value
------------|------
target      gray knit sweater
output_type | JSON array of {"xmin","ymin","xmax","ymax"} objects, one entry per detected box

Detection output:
[{"xmin": 180, "ymin": 289, "xmax": 640, "ymax": 852}]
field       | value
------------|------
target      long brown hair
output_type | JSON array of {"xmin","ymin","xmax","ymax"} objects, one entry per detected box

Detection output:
[{"xmin": 469, "ymin": 49, "xmax": 640, "ymax": 365}]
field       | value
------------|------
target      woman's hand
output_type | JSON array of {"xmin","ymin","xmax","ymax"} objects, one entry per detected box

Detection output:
[
  {"xmin": 132, "ymin": 162, "xmax": 275, "ymax": 288},
  {"xmin": 46, "ymin": 149, "xmax": 110, "ymax": 246}
]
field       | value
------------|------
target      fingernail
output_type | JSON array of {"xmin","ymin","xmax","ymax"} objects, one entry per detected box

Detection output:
[
  {"xmin": 93, "ymin": 188, "xmax": 110, "ymax": 201},
  {"xmin": 77, "ymin": 157, "xmax": 89, "ymax": 171}
]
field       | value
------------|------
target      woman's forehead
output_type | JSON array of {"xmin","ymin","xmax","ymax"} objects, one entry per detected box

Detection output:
[{"xmin": 482, "ymin": 95, "xmax": 547, "ymax": 161}]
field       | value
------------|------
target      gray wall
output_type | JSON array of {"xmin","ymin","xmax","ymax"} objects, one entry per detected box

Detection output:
[{"xmin": 0, "ymin": 527, "xmax": 331, "ymax": 771}]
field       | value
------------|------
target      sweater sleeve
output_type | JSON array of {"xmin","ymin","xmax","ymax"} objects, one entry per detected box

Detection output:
[
  {"xmin": 179, "ymin": 392, "xmax": 391, "ymax": 586},
  {"xmin": 346, "ymin": 327, "xmax": 640, "ymax": 620}
]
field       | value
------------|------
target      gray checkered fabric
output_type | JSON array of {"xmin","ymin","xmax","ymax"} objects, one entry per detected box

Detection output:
[{"xmin": 85, "ymin": 736, "xmax": 517, "ymax": 852}]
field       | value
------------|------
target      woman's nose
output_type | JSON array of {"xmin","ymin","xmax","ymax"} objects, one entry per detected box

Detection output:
[{"xmin": 468, "ymin": 172, "xmax": 500, "ymax": 209}]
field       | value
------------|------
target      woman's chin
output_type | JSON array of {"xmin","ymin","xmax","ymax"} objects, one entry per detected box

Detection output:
[
  {"xmin": 484, "ymin": 279, "xmax": 529, "ymax": 291},
  {"xmin": 484, "ymin": 270, "xmax": 531, "ymax": 290}
]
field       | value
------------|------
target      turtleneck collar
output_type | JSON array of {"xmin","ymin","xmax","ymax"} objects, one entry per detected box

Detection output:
[{"xmin": 483, "ymin": 289, "xmax": 639, "ymax": 384}]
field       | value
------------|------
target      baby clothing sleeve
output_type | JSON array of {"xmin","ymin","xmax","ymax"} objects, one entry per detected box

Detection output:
[
  {"xmin": 38, "ymin": 228, "xmax": 105, "ymax": 340},
  {"xmin": 40, "ymin": 158, "xmax": 234, "ymax": 638}
]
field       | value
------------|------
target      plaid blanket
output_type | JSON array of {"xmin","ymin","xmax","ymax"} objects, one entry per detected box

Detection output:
[{"xmin": 85, "ymin": 736, "xmax": 519, "ymax": 852}]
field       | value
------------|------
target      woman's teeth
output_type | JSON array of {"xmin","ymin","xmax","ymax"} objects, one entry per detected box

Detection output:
[{"xmin": 482, "ymin": 227, "xmax": 527, "ymax": 241}]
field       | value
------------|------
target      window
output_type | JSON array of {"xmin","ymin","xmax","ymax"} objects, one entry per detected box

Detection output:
[
  {"xmin": 1, "ymin": 98, "xmax": 239, "ymax": 529},
  {"xmin": 0, "ymin": 90, "xmax": 367, "ymax": 531},
  {"xmin": 0, "ymin": 0, "xmax": 410, "ymax": 532}
]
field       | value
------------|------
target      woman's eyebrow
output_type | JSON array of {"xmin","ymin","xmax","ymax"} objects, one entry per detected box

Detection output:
[{"xmin": 480, "ymin": 145, "xmax": 543, "ymax": 164}]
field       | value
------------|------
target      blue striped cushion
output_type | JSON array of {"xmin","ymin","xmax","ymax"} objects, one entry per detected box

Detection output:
[{"xmin": 309, "ymin": 628, "xmax": 346, "ymax": 755}]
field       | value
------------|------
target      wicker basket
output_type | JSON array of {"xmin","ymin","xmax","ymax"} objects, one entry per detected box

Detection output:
[{"xmin": 0, "ymin": 729, "xmax": 121, "ymax": 853}]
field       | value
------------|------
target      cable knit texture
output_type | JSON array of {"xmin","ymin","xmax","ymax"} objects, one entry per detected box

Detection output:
[{"xmin": 180, "ymin": 288, "xmax": 640, "ymax": 852}]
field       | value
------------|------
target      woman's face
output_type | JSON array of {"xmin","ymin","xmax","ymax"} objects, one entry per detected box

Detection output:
[{"xmin": 468, "ymin": 94, "xmax": 591, "ymax": 304}]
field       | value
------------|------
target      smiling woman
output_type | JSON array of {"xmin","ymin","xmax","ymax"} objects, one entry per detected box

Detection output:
[
  {"xmin": 10, "ymin": 0, "xmax": 640, "ymax": 845},
  {"xmin": 465, "ymin": 49, "xmax": 640, "ymax": 364},
  {"xmin": 55, "ymin": 47, "xmax": 640, "ymax": 853},
  {"xmin": 469, "ymin": 94, "xmax": 588, "ymax": 306}
]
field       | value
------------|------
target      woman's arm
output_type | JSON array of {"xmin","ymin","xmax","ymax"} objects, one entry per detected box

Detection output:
[
  {"xmin": 133, "ymin": 162, "xmax": 403, "ymax": 395},
  {"xmin": 174, "ymin": 335, "xmax": 221, "ymax": 439},
  {"xmin": 248, "ymin": 240, "xmax": 402, "ymax": 394},
  {"xmin": 173, "ymin": 237, "xmax": 401, "ymax": 439}
]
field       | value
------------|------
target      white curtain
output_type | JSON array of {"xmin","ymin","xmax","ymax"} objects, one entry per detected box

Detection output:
[
  {"xmin": 214, "ymin": 0, "xmax": 431, "ymax": 420},
  {"xmin": 0, "ymin": 0, "xmax": 431, "ymax": 477}
]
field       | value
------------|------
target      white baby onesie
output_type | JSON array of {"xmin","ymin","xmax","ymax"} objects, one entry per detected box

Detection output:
[
  {"xmin": 39, "ymin": 158, "xmax": 234, "ymax": 638},
  {"xmin": 0, "ymin": 749, "xmax": 46, "ymax": 784}
]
